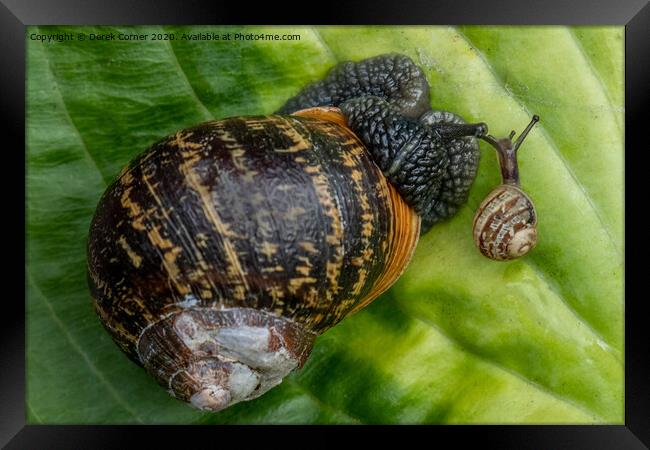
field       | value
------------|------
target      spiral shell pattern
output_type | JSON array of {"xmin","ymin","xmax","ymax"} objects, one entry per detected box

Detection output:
[{"xmin": 472, "ymin": 185, "xmax": 537, "ymax": 261}]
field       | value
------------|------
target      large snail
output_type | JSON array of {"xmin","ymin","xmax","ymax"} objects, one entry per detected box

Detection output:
[{"xmin": 86, "ymin": 54, "xmax": 538, "ymax": 412}]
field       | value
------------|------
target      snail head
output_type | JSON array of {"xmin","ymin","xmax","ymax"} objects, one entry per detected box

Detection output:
[{"xmin": 478, "ymin": 115, "xmax": 540, "ymax": 186}]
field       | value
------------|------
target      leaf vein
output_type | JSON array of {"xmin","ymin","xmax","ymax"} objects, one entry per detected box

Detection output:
[
  {"xmin": 567, "ymin": 28, "xmax": 623, "ymax": 132},
  {"xmin": 394, "ymin": 301, "xmax": 608, "ymax": 423},
  {"xmin": 27, "ymin": 400, "xmax": 43, "ymax": 424},
  {"xmin": 27, "ymin": 272, "xmax": 145, "ymax": 424},
  {"xmin": 522, "ymin": 256, "xmax": 621, "ymax": 362},
  {"xmin": 454, "ymin": 28, "xmax": 622, "ymax": 347},
  {"xmin": 36, "ymin": 32, "xmax": 110, "ymax": 187},
  {"xmin": 310, "ymin": 27, "xmax": 338, "ymax": 63},
  {"xmin": 454, "ymin": 27, "xmax": 621, "ymax": 259},
  {"xmin": 288, "ymin": 378, "xmax": 363, "ymax": 424},
  {"xmin": 163, "ymin": 33, "xmax": 213, "ymax": 121}
]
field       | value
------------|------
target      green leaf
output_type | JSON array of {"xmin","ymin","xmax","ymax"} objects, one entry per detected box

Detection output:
[{"xmin": 27, "ymin": 25, "xmax": 623, "ymax": 424}]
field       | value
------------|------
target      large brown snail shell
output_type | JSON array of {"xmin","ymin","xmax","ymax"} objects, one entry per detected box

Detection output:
[{"xmin": 86, "ymin": 107, "xmax": 420, "ymax": 411}]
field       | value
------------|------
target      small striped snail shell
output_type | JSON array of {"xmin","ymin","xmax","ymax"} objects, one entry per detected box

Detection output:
[
  {"xmin": 472, "ymin": 115, "xmax": 540, "ymax": 261},
  {"xmin": 86, "ymin": 54, "xmax": 488, "ymax": 412}
]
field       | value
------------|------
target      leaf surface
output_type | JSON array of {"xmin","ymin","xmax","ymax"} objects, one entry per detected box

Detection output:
[{"xmin": 27, "ymin": 25, "xmax": 623, "ymax": 424}]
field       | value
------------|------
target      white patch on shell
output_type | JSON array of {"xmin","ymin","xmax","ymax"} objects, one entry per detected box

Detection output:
[
  {"xmin": 227, "ymin": 363, "xmax": 260, "ymax": 399},
  {"xmin": 190, "ymin": 385, "xmax": 231, "ymax": 411},
  {"xmin": 507, "ymin": 227, "xmax": 537, "ymax": 258},
  {"xmin": 176, "ymin": 293, "xmax": 200, "ymax": 309},
  {"xmin": 173, "ymin": 313, "xmax": 299, "ymax": 411}
]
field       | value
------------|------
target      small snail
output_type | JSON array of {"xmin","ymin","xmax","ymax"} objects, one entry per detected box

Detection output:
[
  {"xmin": 86, "ymin": 54, "xmax": 536, "ymax": 412},
  {"xmin": 472, "ymin": 116, "xmax": 540, "ymax": 260}
]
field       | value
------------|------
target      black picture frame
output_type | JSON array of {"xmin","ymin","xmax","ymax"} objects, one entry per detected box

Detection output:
[{"xmin": 4, "ymin": 0, "xmax": 648, "ymax": 448}]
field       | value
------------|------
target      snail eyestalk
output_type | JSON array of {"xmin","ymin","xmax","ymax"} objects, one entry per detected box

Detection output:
[
  {"xmin": 479, "ymin": 115, "xmax": 540, "ymax": 186},
  {"xmin": 512, "ymin": 114, "xmax": 540, "ymax": 152}
]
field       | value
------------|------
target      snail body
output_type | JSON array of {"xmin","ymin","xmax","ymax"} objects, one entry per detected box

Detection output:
[{"xmin": 87, "ymin": 53, "xmax": 535, "ymax": 412}]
